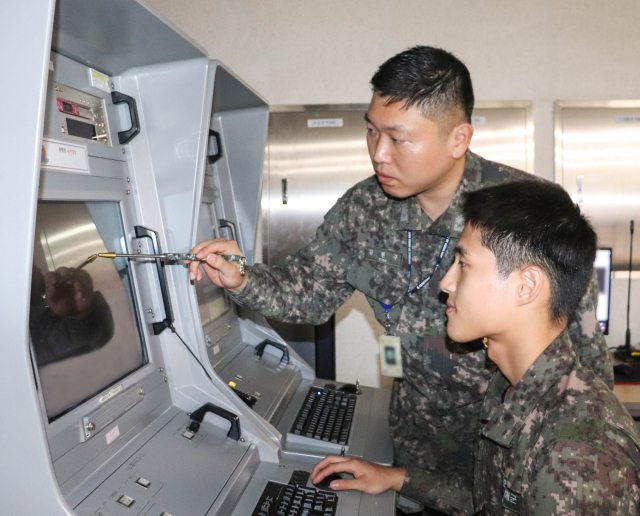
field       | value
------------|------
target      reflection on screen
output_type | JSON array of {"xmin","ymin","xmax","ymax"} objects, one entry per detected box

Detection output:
[
  {"xmin": 594, "ymin": 248, "xmax": 612, "ymax": 335},
  {"xmin": 29, "ymin": 201, "xmax": 147, "ymax": 421}
]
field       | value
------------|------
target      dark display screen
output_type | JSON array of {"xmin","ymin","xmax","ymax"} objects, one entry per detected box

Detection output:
[
  {"xmin": 66, "ymin": 117, "xmax": 97, "ymax": 140},
  {"xmin": 30, "ymin": 201, "xmax": 147, "ymax": 421}
]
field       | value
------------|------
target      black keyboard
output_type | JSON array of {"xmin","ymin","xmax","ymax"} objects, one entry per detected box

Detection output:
[
  {"xmin": 251, "ymin": 480, "xmax": 338, "ymax": 516},
  {"xmin": 290, "ymin": 387, "xmax": 356, "ymax": 445}
]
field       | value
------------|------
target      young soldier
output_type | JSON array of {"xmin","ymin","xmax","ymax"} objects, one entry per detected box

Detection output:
[
  {"xmin": 311, "ymin": 181, "xmax": 640, "ymax": 514},
  {"xmin": 189, "ymin": 47, "xmax": 612, "ymax": 515}
]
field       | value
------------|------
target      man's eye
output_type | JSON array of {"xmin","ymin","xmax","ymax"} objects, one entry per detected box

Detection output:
[
  {"xmin": 392, "ymin": 138, "xmax": 405, "ymax": 144},
  {"xmin": 458, "ymin": 260, "xmax": 467, "ymax": 268}
]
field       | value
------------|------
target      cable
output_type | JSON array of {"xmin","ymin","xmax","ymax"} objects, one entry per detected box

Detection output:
[{"xmin": 169, "ymin": 324, "xmax": 213, "ymax": 381}]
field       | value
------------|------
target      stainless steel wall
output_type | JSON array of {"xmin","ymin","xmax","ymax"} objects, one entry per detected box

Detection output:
[{"xmin": 555, "ymin": 101, "xmax": 640, "ymax": 270}]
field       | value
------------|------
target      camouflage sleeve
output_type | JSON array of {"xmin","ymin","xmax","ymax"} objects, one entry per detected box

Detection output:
[
  {"xmin": 228, "ymin": 197, "xmax": 356, "ymax": 325},
  {"xmin": 525, "ymin": 440, "xmax": 640, "ymax": 515},
  {"xmin": 567, "ymin": 271, "xmax": 614, "ymax": 389},
  {"xmin": 398, "ymin": 465, "xmax": 473, "ymax": 515}
]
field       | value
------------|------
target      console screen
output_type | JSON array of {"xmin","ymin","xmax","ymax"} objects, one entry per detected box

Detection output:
[{"xmin": 30, "ymin": 201, "xmax": 147, "ymax": 421}]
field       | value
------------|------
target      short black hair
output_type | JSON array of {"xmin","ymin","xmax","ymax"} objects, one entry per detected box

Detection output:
[
  {"xmin": 370, "ymin": 46, "xmax": 474, "ymax": 124},
  {"xmin": 462, "ymin": 181, "xmax": 597, "ymax": 325}
]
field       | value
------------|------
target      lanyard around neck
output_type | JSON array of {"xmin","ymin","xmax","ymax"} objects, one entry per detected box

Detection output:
[{"xmin": 380, "ymin": 231, "xmax": 451, "ymax": 330}]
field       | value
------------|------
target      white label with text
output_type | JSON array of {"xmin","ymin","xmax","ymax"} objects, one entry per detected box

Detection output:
[{"xmin": 41, "ymin": 138, "xmax": 89, "ymax": 173}]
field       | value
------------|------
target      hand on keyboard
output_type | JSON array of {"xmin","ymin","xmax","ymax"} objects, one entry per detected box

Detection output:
[{"xmin": 310, "ymin": 456, "xmax": 406, "ymax": 495}]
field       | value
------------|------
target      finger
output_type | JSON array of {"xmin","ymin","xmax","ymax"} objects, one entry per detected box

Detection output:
[
  {"xmin": 188, "ymin": 240, "xmax": 230, "ymax": 279},
  {"xmin": 311, "ymin": 456, "xmax": 350, "ymax": 480},
  {"xmin": 205, "ymin": 253, "xmax": 243, "ymax": 284},
  {"xmin": 328, "ymin": 477, "xmax": 369, "ymax": 493}
]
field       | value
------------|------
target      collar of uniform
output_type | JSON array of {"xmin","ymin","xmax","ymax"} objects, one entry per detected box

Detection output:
[
  {"xmin": 394, "ymin": 150, "xmax": 486, "ymax": 235},
  {"xmin": 479, "ymin": 330, "xmax": 577, "ymax": 448}
]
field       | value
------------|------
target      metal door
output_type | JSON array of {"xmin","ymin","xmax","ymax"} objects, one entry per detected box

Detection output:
[{"xmin": 555, "ymin": 102, "xmax": 640, "ymax": 270}]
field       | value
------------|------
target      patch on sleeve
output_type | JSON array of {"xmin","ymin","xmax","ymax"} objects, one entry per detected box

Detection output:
[
  {"xmin": 364, "ymin": 247, "xmax": 404, "ymax": 267},
  {"xmin": 502, "ymin": 478, "xmax": 522, "ymax": 513}
]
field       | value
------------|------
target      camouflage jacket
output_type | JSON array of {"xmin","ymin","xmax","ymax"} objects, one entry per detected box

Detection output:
[
  {"xmin": 230, "ymin": 151, "xmax": 613, "ymax": 515},
  {"xmin": 475, "ymin": 330, "xmax": 640, "ymax": 515}
]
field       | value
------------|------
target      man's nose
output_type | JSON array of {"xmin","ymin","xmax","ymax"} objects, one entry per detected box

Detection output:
[
  {"xmin": 440, "ymin": 266, "xmax": 456, "ymax": 294},
  {"xmin": 372, "ymin": 136, "xmax": 391, "ymax": 164}
]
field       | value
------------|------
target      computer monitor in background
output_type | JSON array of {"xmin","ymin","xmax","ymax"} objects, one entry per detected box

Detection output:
[{"xmin": 594, "ymin": 248, "xmax": 612, "ymax": 335}]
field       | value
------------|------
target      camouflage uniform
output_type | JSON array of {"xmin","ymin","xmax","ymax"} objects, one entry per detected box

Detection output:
[
  {"xmin": 475, "ymin": 329, "xmax": 640, "ymax": 515},
  {"xmin": 229, "ymin": 151, "xmax": 613, "ymax": 515}
]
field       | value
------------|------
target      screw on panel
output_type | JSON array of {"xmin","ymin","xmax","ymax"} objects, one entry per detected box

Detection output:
[
  {"xmin": 86, "ymin": 422, "xmax": 96, "ymax": 432},
  {"xmin": 111, "ymin": 83, "xmax": 115, "ymax": 90},
  {"xmin": 138, "ymin": 388, "xmax": 144, "ymax": 396},
  {"xmin": 240, "ymin": 437, "xmax": 246, "ymax": 442},
  {"xmin": 127, "ymin": 177, "xmax": 131, "ymax": 183},
  {"xmin": 159, "ymin": 367, "xmax": 164, "ymax": 372},
  {"xmin": 164, "ymin": 377, "xmax": 168, "ymax": 382},
  {"xmin": 61, "ymin": 127, "xmax": 66, "ymax": 133},
  {"xmin": 126, "ymin": 190, "xmax": 131, "ymax": 195}
]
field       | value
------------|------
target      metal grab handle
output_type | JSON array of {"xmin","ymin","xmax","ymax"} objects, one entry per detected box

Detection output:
[
  {"xmin": 219, "ymin": 218, "xmax": 237, "ymax": 242},
  {"xmin": 134, "ymin": 226, "xmax": 174, "ymax": 335},
  {"xmin": 282, "ymin": 178, "xmax": 288, "ymax": 205},
  {"xmin": 255, "ymin": 339, "xmax": 290, "ymax": 365},
  {"xmin": 207, "ymin": 130, "xmax": 223, "ymax": 164},
  {"xmin": 190, "ymin": 402, "xmax": 241, "ymax": 441},
  {"xmin": 111, "ymin": 91, "xmax": 140, "ymax": 144}
]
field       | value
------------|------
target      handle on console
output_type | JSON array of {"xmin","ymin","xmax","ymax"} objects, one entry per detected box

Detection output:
[
  {"xmin": 207, "ymin": 130, "xmax": 223, "ymax": 164},
  {"xmin": 134, "ymin": 226, "xmax": 174, "ymax": 335},
  {"xmin": 254, "ymin": 339, "xmax": 290, "ymax": 365},
  {"xmin": 190, "ymin": 402, "xmax": 241, "ymax": 441},
  {"xmin": 219, "ymin": 218, "xmax": 237, "ymax": 242},
  {"xmin": 111, "ymin": 91, "xmax": 140, "ymax": 144}
]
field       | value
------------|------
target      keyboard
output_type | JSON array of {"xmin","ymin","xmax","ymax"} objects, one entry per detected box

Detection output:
[
  {"xmin": 251, "ymin": 479, "xmax": 338, "ymax": 516},
  {"xmin": 290, "ymin": 387, "xmax": 356, "ymax": 445}
]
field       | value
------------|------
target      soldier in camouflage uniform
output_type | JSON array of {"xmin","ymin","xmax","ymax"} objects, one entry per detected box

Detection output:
[
  {"xmin": 448, "ymin": 182, "xmax": 640, "ymax": 514},
  {"xmin": 189, "ymin": 47, "xmax": 613, "ymax": 515}
]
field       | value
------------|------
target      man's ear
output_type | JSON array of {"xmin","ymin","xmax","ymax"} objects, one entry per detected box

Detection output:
[
  {"xmin": 451, "ymin": 123, "xmax": 473, "ymax": 159},
  {"xmin": 516, "ymin": 266, "xmax": 545, "ymax": 306}
]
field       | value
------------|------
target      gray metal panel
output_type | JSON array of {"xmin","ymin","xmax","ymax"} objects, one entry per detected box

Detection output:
[
  {"xmin": 0, "ymin": 0, "xmax": 75, "ymax": 513},
  {"xmin": 215, "ymin": 344, "xmax": 302, "ymax": 421},
  {"xmin": 51, "ymin": 0, "xmax": 206, "ymax": 76},
  {"xmin": 211, "ymin": 106, "xmax": 269, "ymax": 264},
  {"xmin": 73, "ymin": 412, "xmax": 253, "ymax": 516},
  {"xmin": 44, "ymin": 52, "xmax": 127, "ymax": 162},
  {"xmin": 555, "ymin": 102, "xmax": 640, "ymax": 270},
  {"xmin": 211, "ymin": 65, "xmax": 268, "ymax": 113}
]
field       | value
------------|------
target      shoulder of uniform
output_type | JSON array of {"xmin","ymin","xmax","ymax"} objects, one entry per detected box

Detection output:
[
  {"xmin": 540, "ymin": 369, "xmax": 640, "ymax": 455},
  {"xmin": 335, "ymin": 175, "xmax": 393, "ymax": 211},
  {"xmin": 322, "ymin": 175, "xmax": 391, "ymax": 223},
  {"xmin": 467, "ymin": 150, "xmax": 537, "ymax": 187}
]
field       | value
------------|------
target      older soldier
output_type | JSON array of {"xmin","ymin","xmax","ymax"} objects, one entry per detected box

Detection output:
[
  {"xmin": 311, "ymin": 182, "xmax": 640, "ymax": 515},
  {"xmin": 189, "ymin": 47, "xmax": 613, "ymax": 515}
]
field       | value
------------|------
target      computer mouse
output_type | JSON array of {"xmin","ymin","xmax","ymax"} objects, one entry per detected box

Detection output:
[
  {"xmin": 614, "ymin": 363, "xmax": 633, "ymax": 376},
  {"xmin": 312, "ymin": 472, "xmax": 349, "ymax": 490},
  {"xmin": 339, "ymin": 383, "xmax": 358, "ymax": 394}
]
